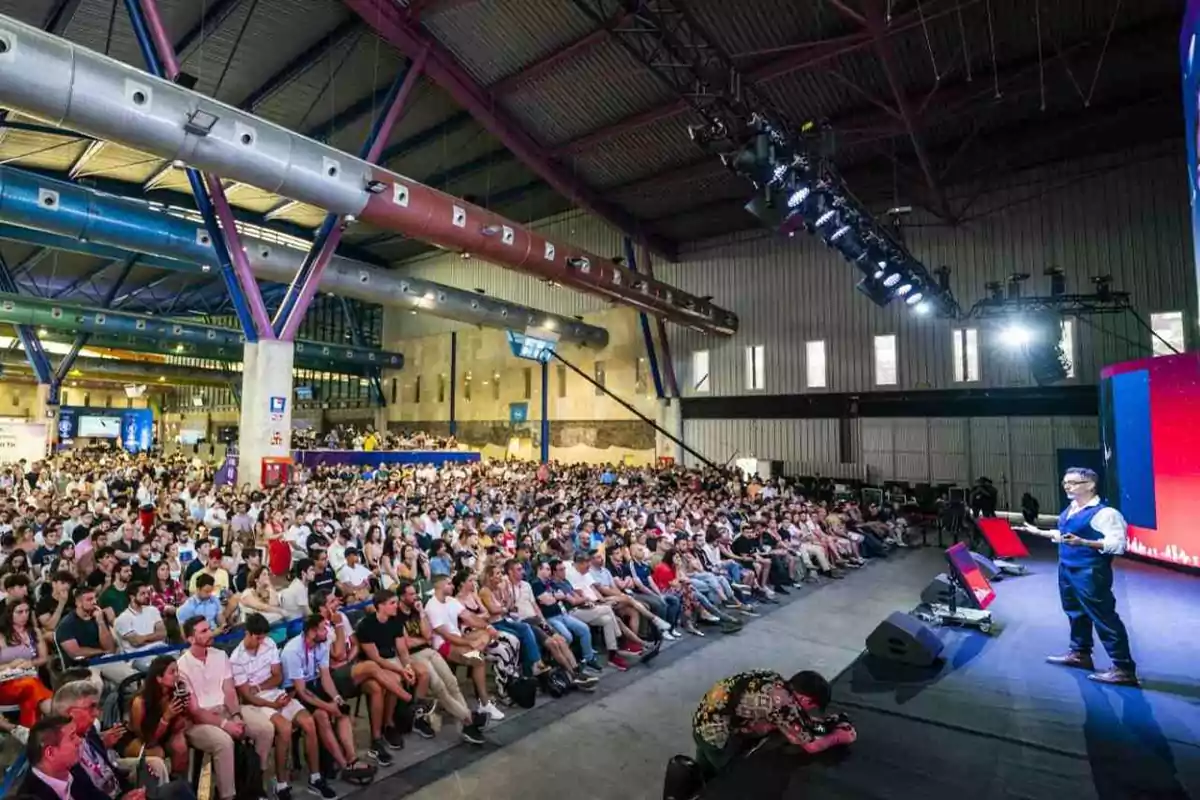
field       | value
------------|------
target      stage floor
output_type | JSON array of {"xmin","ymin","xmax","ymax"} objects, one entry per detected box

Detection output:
[{"xmin": 704, "ymin": 542, "xmax": 1200, "ymax": 799}]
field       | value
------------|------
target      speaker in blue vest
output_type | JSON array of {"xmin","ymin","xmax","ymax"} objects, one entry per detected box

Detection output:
[{"xmin": 866, "ymin": 611, "xmax": 944, "ymax": 667}]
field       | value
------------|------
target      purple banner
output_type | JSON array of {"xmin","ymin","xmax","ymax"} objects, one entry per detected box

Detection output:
[{"xmin": 289, "ymin": 449, "xmax": 481, "ymax": 470}]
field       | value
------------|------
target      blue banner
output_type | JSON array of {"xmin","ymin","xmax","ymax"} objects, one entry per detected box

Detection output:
[
  {"xmin": 290, "ymin": 450, "xmax": 481, "ymax": 470},
  {"xmin": 57, "ymin": 406, "xmax": 153, "ymax": 453},
  {"xmin": 510, "ymin": 402, "xmax": 529, "ymax": 423}
]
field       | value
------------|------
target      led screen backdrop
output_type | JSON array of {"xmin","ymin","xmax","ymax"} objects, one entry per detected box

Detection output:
[
  {"xmin": 1186, "ymin": 1, "xmax": 1200, "ymax": 303},
  {"xmin": 1101, "ymin": 353, "xmax": 1200, "ymax": 568}
]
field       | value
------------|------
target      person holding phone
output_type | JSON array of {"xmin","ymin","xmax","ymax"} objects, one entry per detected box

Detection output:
[{"xmin": 129, "ymin": 656, "xmax": 192, "ymax": 778}]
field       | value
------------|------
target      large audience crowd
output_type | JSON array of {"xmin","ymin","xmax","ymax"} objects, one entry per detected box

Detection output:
[
  {"xmin": 290, "ymin": 426, "xmax": 456, "ymax": 452},
  {"xmin": 0, "ymin": 450, "xmax": 914, "ymax": 800}
]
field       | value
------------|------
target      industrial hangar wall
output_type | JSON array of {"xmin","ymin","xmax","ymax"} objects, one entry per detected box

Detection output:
[{"xmin": 381, "ymin": 141, "xmax": 1195, "ymax": 492}]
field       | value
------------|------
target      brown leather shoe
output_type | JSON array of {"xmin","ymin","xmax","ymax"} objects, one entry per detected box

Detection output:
[
  {"xmin": 1046, "ymin": 651, "xmax": 1095, "ymax": 670},
  {"xmin": 1088, "ymin": 667, "xmax": 1139, "ymax": 686}
]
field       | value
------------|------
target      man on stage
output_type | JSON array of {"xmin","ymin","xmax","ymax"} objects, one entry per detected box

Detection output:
[{"xmin": 1029, "ymin": 467, "xmax": 1138, "ymax": 686}]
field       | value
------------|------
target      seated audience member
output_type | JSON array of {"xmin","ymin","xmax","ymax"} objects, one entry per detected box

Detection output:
[
  {"xmin": 530, "ymin": 560, "xmax": 603, "ymax": 673},
  {"xmin": 393, "ymin": 581, "xmax": 486, "ymax": 742},
  {"xmin": 19, "ymin": 714, "xmax": 142, "ymax": 800},
  {"xmin": 176, "ymin": 574, "xmax": 226, "ymax": 631},
  {"xmin": 2, "ymin": 573, "xmax": 31, "ymax": 604},
  {"xmin": 177, "ymin": 616, "xmax": 274, "ymax": 800},
  {"xmin": 280, "ymin": 559, "xmax": 315, "ymax": 620},
  {"xmin": 452, "ymin": 570, "xmax": 521, "ymax": 710},
  {"xmin": 113, "ymin": 581, "xmax": 166, "ymax": 671},
  {"xmin": 148, "ymin": 561, "xmax": 186, "ymax": 615},
  {"xmin": 691, "ymin": 669, "xmax": 856, "ymax": 776},
  {"xmin": 310, "ymin": 590, "xmax": 406, "ymax": 765},
  {"xmin": 238, "ymin": 565, "xmax": 287, "ymax": 625},
  {"xmin": 499, "ymin": 560, "xmax": 597, "ymax": 688},
  {"xmin": 424, "ymin": 574, "xmax": 505, "ymax": 722},
  {"xmin": 336, "ymin": 547, "xmax": 372, "ymax": 603},
  {"xmin": 36, "ymin": 571, "xmax": 75, "ymax": 644},
  {"xmin": 280, "ymin": 614, "xmax": 375, "ymax": 784},
  {"xmin": 650, "ymin": 548, "xmax": 713, "ymax": 636},
  {"xmin": 477, "ymin": 564, "xmax": 550, "ymax": 678},
  {"xmin": 56, "ymin": 585, "xmax": 137, "ymax": 688},
  {"xmin": 548, "ymin": 559, "xmax": 631, "ymax": 670},
  {"xmin": 231, "ymin": 614, "xmax": 330, "ymax": 800},
  {"xmin": 129, "ymin": 656, "xmax": 192, "ymax": 778},
  {"xmin": 587, "ymin": 549, "xmax": 674, "ymax": 638},
  {"xmin": 0, "ymin": 596, "xmax": 53, "ymax": 731},
  {"xmin": 309, "ymin": 550, "xmax": 337, "ymax": 597},
  {"xmin": 568, "ymin": 552, "xmax": 651, "ymax": 653},
  {"xmin": 51, "ymin": 680, "xmax": 173, "ymax": 792}
]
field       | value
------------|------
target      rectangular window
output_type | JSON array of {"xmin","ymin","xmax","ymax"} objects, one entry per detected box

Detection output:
[
  {"xmin": 874, "ymin": 335, "xmax": 897, "ymax": 386},
  {"xmin": 1150, "ymin": 311, "xmax": 1185, "ymax": 356},
  {"xmin": 463, "ymin": 374, "xmax": 472, "ymax": 402},
  {"xmin": 952, "ymin": 328, "xmax": 980, "ymax": 383},
  {"xmin": 805, "ymin": 340, "xmax": 826, "ymax": 388},
  {"xmin": 491, "ymin": 373, "xmax": 501, "ymax": 401},
  {"xmin": 635, "ymin": 357, "xmax": 647, "ymax": 395},
  {"xmin": 594, "ymin": 361, "xmax": 607, "ymax": 396},
  {"xmin": 437, "ymin": 374, "xmax": 445, "ymax": 404},
  {"xmin": 414, "ymin": 375, "xmax": 421, "ymax": 403},
  {"xmin": 745, "ymin": 345, "xmax": 765, "ymax": 391},
  {"xmin": 1059, "ymin": 320, "xmax": 1076, "ymax": 378},
  {"xmin": 391, "ymin": 378, "xmax": 397, "ymax": 404},
  {"xmin": 557, "ymin": 364, "xmax": 567, "ymax": 398},
  {"xmin": 523, "ymin": 367, "xmax": 532, "ymax": 400},
  {"xmin": 692, "ymin": 350, "xmax": 710, "ymax": 394}
]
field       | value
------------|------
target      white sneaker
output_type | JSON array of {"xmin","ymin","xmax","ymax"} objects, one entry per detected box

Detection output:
[
  {"xmin": 479, "ymin": 702, "xmax": 506, "ymax": 721},
  {"xmin": 653, "ymin": 617, "xmax": 671, "ymax": 631},
  {"xmin": 664, "ymin": 629, "xmax": 681, "ymax": 640}
]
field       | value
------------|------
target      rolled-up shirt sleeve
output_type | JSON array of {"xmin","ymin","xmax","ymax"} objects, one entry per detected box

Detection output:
[{"xmin": 1090, "ymin": 508, "xmax": 1128, "ymax": 555}]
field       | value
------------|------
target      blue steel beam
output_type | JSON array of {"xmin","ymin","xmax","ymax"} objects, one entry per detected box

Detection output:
[
  {"xmin": 50, "ymin": 259, "xmax": 117, "ymax": 300},
  {"xmin": 124, "ymin": 0, "xmax": 260, "ymax": 341},
  {"xmin": 54, "ymin": 254, "xmax": 137, "ymax": 384},
  {"xmin": 11, "ymin": 248, "xmax": 51, "ymax": 279},
  {"xmin": 274, "ymin": 58, "xmax": 415, "ymax": 335},
  {"xmin": 0, "ymin": 253, "xmax": 52, "ymax": 383},
  {"xmin": 340, "ymin": 296, "xmax": 385, "ymax": 406},
  {"xmin": 112, "ymin": 274, "xmax": 176, "ymax": 308},
  {"xmin": 239, "ymin": 18, "xmax": 363, "ymax": 111},
  {"xmin": 624, "ymin": 237, "xmax": 664, "ymax": 400}
]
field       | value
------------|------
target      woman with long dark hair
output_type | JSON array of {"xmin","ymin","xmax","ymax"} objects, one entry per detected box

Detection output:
[
  {"xmin": 129, "ymin": 655, "xmax": 190, "ymax": 776},
  {"xmin": 149, "ymin": 559, "xmax": 186, "ymax": 613},
  {"xmin": 0, "ymin": 597, "xmax": 53, "ymax": 728}
]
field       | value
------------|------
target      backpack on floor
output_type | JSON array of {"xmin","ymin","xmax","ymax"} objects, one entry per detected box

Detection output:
[
  {"xmin": 541, "ymin": 666, "xmax": 574, "ymax": 699},
  {"xmin": 233, "ymin": 738, "xmax": 265, "ymax": 800}
]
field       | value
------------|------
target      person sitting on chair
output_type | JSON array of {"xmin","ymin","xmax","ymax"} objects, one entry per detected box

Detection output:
[{"xmin": 690, "ymin": 670, "xmax": 855, "ymax": 777}]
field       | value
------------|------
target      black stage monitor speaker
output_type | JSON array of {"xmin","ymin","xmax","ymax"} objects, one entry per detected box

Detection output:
[
  {"xmin": 866, "ymin": 611, "xmax": 944, "ymax": 667},
  {"xmin": 921, "ymin": 573, "xmax": 972, "ymax": 607},
  {"xmin": 970, "ymin": 551, "xmax": 1001, "ymax": 581}
]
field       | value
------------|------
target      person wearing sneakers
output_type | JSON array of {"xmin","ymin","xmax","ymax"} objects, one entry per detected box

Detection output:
[
  {"xmin": 281, "ymin": 615, "xmax": 376, "ymax": 790},
  {"xmin": 530, "ymin": 560, "xmax": 604, "ymax": 675},
  {"xmin": 231, "ymin": 614, "xmax": 329, "ymax": 800},
  {"xmin": 548, "ymin": 558, "xmax": 634, "ymax": 671},
  {"xmin": 423, "ymin": 574, "xmax": 506, "ymax": 723},
  {"xmin": 1025, "ymin": 467, "xmax": 1138, "ymax": 686},
  {"xmin": 357, "ymin": 590, "xmax": 484, "ymax": 746},
  {"xmin": 394, "ymin": 581, "xmax": 487, "ymax": 743}
]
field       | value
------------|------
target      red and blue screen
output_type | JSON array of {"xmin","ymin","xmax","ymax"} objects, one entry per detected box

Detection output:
[{"xmin": 1101, "ymin": 353, "xmax": 1200, "ymax": 568}]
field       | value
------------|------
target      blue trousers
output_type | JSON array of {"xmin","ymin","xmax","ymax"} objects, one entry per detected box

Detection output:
[
  {"xmin": 547, "ymin": 614, "xmax": 596, "ymax": 661},
  {"xmin": 1058, "ymin": 561, "xmax": 1135, "ymax": 671}
]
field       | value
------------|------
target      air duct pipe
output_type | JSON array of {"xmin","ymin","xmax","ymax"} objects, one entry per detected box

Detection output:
[
  {"xmin": 0, "ymin": 166, "xmax": 608, "ymax": 348},
  {"xmin": 0, "ymin": 293, "xmax": 403, "ymax": 370},
  {"xmin": 0, "ymin": 16, "xmax": 737, "ymax": 336}
]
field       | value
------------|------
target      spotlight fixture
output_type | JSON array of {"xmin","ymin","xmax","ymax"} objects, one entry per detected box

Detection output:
[
  {"xmin": 914, "ymin": 300, "xmax": 931, "ymax": 314},
  {"xmin": 814, "ymin": 210, "xmax": 837, "ymax": 227},
  {"xmin": 566, "ymin": 257, "xmax": 592, "ymax": 273},
  {"xmin": 1000, "ymin": 324, "xmax": 1034, "ymax": 347},
  {"xmin": 1045, "ymin": 267, "xmax": 1066, "ymax": 297},
  {"xmin": 1091, "ymin": 274, "xmax": 1113, "ymax": 301},
  {"xmin": 787, "ymin": 187, "xmax": 811, "ymax": 208},
  {"xmin": 905, "ymin": 292, "xmax": 924, "ymax": 306},
  {"xmin": 829, "ymin": 225, "xmax": 851, "ymax": 242},
  {"xmin": 365, "ymin": 180, "xmax": 387, "ymax": 194},
  {"xmin": 882, "ymin": 273, "xmax": 902, "ymax": 288}
]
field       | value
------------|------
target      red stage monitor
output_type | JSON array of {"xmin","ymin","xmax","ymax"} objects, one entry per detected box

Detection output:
[
  {"xmin": 976, "ymin": 518, "xmax": 1031, "ymax": 559},
  {"xmin": 946, "ymin": 543, "xmax": 997, "ymax": 610}
]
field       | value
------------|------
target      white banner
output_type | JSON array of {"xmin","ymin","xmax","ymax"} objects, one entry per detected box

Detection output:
[{"xmin": 0, "ymin": 421, "xmax": 48, "ymax": 465}]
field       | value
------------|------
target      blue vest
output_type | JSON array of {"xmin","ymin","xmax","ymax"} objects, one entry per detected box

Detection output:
[{"xmin": 1057, "ymin": 501, "xmax": 1109, "ymax": 568}]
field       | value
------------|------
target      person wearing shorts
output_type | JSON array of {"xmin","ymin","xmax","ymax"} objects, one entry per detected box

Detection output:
[
  {"xmin": 232, "ymin": 613, "xmax": 328, "ymax": 800},
  {"xmin": 281, "ymin": 614, "xmax": 375, "ymax": 788}
]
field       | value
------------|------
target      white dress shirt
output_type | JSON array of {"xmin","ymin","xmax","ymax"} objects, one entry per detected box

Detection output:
[
  {"xmin": 1063, "ymin": 496, "xmax": 1128, "ymax": 555},
  {"xmin": 32, "ymin": 768, "xmax": 72, "ymax": 800}
]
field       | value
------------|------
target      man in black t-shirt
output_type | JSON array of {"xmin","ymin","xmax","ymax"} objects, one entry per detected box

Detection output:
[
  {"xmin": 310, "ymin": 549, "xmax": 337, "ymax": 596},
  {"xmin": 356, "ymin": 590, "xmax": 432, "ymax": 743}
]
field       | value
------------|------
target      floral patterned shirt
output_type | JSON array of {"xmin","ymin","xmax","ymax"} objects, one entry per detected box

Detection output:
[{"xmin": 692, "ymin": 670, "xmax": 815, "ymax": 750}]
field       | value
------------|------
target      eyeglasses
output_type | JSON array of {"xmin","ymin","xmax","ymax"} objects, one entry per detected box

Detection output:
[{"xmin": 1062, "ymin": 479, "xmax": 1089, "ymax": 487}]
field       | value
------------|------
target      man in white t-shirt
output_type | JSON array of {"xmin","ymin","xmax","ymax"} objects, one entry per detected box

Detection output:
[
  {"xmin": 231, "ymin": 614, "xmax": 328, "ymax": 800},
  {"xmin": 336, "ymin": 548, "xmax": 372, "ymax": 603},
  {"xmin": 423, "ymin": 575, "xmax": 503, "ymax": 721},
  {"xmin": 113, "ymin": 582, "xmax": 165, "ymax": 672}
]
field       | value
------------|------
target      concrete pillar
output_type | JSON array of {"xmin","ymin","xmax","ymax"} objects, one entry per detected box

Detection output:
[
  {"xmin": 237, "ymin": 340, "xmax": 295, "ymax": 488},
  {"xmin": 655, "ymin": 399, "xmax": 681, "ymax": 465}
]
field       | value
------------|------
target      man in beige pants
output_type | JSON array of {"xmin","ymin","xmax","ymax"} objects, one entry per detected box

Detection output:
[
  {"xmin": 395, "ymin": 581, "xmax": 487, "ymax": 743},
  {"xmin": 177, "ymin": 616, "xmax": 274, "ymax": 800}
]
